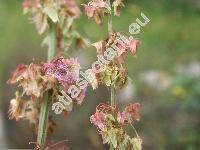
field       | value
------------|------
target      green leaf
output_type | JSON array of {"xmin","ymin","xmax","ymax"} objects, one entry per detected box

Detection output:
[
  {"xmin": 106, "ymin": 114, "xmax": 115, "ymax": 122},
  {"xmin": 103, "ymin": 75, "xmax": 112, "ymax": 86},
  {"xmin": 110, "ymin": 129, "xmax": 118, "ymax": 148},
  {"xmin": 118, "ymin": 134, "xmax": 130, "ymax": 150}
]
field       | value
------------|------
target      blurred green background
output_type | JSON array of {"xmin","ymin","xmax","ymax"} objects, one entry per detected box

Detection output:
[{"xmin": 0, "ymin": 0, "xmax": 200, "ymax": 149}]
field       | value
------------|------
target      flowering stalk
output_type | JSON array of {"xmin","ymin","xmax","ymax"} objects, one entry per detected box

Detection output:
[
  {"xmin": 83, "ymin": 0, "xmax": 142, "ymax": 149},
  {"xmin": 107, "ymin": 0, "xmax": 113, "ymax": 34},
  {"xmin": 107, "ymin": 0, "xmax": 116, "ymax": 110},
  {"xmin": 37, "ymin": 20, "xmax": 56, "ymax": 147},
  {"xmin": 8, "ymin": 0, "xmax": 88, "ymax": 149},
  {"xmin": 110, "ymin": 85, "xmax": 116, "ymax": 108},
  {"xmin": 47, "ymin": 21, "xmax": 56, "ymax": 62},
  {"xmin": 37, "ymin": 92, "xmax": 51, "ymax": 146}
]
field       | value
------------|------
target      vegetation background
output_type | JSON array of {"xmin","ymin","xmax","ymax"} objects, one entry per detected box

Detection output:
[{"xmin": 0, "ymin": 0, "xmax": 200, "ymax": 149}]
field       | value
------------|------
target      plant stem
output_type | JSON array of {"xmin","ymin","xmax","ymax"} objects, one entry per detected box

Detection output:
[
  {"xmin": 130, "ymin": 122, "xmax": 139, "ymax": 138},
  {"xmin": 107, "ymin": 0, "xmax": 116, "ymax": 109},
  {"xmin": 108, "ymin": 14, "xmax": 113, "ymax": 34},
  {"xmin": 37, "ymin": 20, "xmax": 56, "ymax": 148},
  {"xmin": 48, "ymin": 21, "xmax": 56, "ymax": 62},
  {"xmin": 108, "ymin": 0, "xmax": 113, "ymax": 34},
  {"xmin": 37, "ymin": 92, "xmax": 51, "ymax": 147},
  {"xmin": 111, "ymin": 85, "xmax": 116, "ymax": 108}
]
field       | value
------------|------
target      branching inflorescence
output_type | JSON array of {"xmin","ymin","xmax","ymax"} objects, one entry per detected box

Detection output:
[
  {"xmin": 8, "ymin": 0, "xmax": 88, "ymax": 149},
  {"xmin": 82, "ymin": 0, "xmax": 142, "ymax": 149},
  {"xmin": 8, "ymin": 0, "xmax": 143, "ymax": 149}
]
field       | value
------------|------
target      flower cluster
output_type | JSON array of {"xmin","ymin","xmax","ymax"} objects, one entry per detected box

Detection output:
[
  {"xmin": 84, "ymin": 34, "xmax": 139, "ymax": 91},
  {"xmin": 81, "ymin": 32, "xmax": 139, "ymax": 90},
  {"xmin": 83, "ymin": 0, "xmax": 111, "ymax": 25},
  {"xmin": 23, "ymin": 0, "xmax": 88, "ymax": 51},
  {"xmin": 94, "ymin": 63, "xmax": 128, "ymax": 89},
  {"xmin": 44, "ymin": 57, "xmax": 80, "ymax": 86},
  {"xmin": 23, "ymin": 0, "xmax": 80, "ymax": 34},
  {"xmin": 7, "ymin": 57, "xmax": 85, "ymax": 124},
  {"xmin": 92, "ymin": 32, "xmax": 139, "ymax": 64},
  {"xmin": 44, "ymin": 57, "xmax": 87, "ymax": 105},
  {"xmin": 90, "ymin": 103, "xmax": 142, "ymax": 149},
  {"xmin": 83, "ymin": 0, "xmax": 142, "ymax": 149},
  {"xmin": 8, "ymin": 91, "xmax": 39, "ymax": 124},
  {"xmin": 83, "ymin": 0, "xmax": 124, "ymax": 24},
  {"xmin": 7, "ymin": 63, "xmax": 55, "ymax": 98}
]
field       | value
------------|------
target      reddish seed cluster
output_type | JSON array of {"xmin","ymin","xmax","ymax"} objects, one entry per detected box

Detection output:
[
  {"xmin": 44, "ymin": 57, "xmax": 80, "ymax": 86},
  {"xmin": 83, "ymin": 0, "xmax": 109, "ymax": 25},
  {"xmin": 90, "ymin": 103, "xmax": 141, "ymax": 148},
  {"xmin": 83, "ymin": 0, "xmax": 125, "ymax": 24},
  {"xmin": 92, "ymin": 32, "xmax": 139, "ymax": 64},
  {"xmin": 90, "ymin": 103, "xmax": 141, "ymax": 128},
  {"xmin": 7, "ymin": 57, "xmax": 84, "ymax": 123}
]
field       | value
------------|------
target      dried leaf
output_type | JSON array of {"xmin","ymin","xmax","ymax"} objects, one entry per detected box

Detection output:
[
  {"xmin": 112, "ymin": 0, "xmax": 124, "ymax": 16},
  {"xmin": 43, "ymin": 5, "xmax": 58, "ymax": 22},
  {"xmin": 130, "ymin": 138, "xmax": 142, "ymax": 150}
]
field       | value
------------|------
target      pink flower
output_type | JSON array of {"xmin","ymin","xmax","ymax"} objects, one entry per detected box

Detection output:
[
  {"xmin": 22, "ymin": 0, "xmax": 30, "ymax": 11},
  {"xmin": 61, "ymin": 0, "xmax": 81, "ymax": 18},
  {"xmin": 96, "ymin": 103, "xmax": 114, "ymax": 113},
  {"xmin": 83, "ymin": 4, "xmax": 96, "ymax": 18},
  {"xmin": 74, "ymin": 87, "xmax": 87, "ymax": 105},
  {"xmin": 90, "ymin": 111, "xmax": 105, "ymax": 130},
  {"xmin": 116, "ymin": 42, "xmax": 127, "ymax": 56},
  {"xmin": 82, "ymin": 0, "xmax": 109, "ymax": 25},
  {"xmin": 7, "ymin": 64, "xmax": 26, "ymax": 84},
  {"xmin": 92, "ymin": 33, "xmax": 140, "ymax": 65},
  {"xmin": 117, "ymin": 111, "xmax": 126, "ymax": 124},
  {"xmin": 116, "ymin": 35, "xmax": 139, "ymax": 56},
  {"xmin": 7, "ymin": 63, "xmax": 48, "ymax": 98},
  {"xmin": 91, "ymin": 0, "xmax": 106, "ymax": 8},
  {"xmin": 44, "ymin": 57, "xmax": 80, "ymax": 86},
  {"xmin": 128, "ymin": 39, "xmax": 139, "ymax": 55},
  {"xmin": 125, "ymin": 103, "xmax": 141, "ymax": 122}
]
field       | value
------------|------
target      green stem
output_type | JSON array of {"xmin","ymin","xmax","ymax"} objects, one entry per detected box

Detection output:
[
  {"xmin": 37, "ymin": 20, "xmax": 56, "ymax": 148},
  {"xmin": 130, "ymin": 122, "xmax": 139, "ymax": 138},
  {"xmin": 108, "ymin": 4, "xmax": 117, "ymax": 149},
  {"xmin": 37, "ymin": 92, "xmax": 51, "ymax": 147},
  {"xmin": 108, "ymin": 0, "xmax": 115, "ymax": 109},
  {"xmin": 109, "ymin": 143, "xmax": 114, "ymax": 150},
  {"xmin": 111, "ymin": 85, "xmax": 116, "ymax": 108},
  {"xmin": 48, "ymin": 21, "xmax": 56, "ymax": 62},
  {"xmin": 108, "ymin": 14, "xmax": 113, "ymax": 34},
  {"xmin": 108, "ymin": 0, "xmax": 113, "ymax": 34}
]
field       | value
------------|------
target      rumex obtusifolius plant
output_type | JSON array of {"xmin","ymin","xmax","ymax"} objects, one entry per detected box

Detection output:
[{"xmin": 82, "ymin": 0, "xmax": 142, "ymax": 149}]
